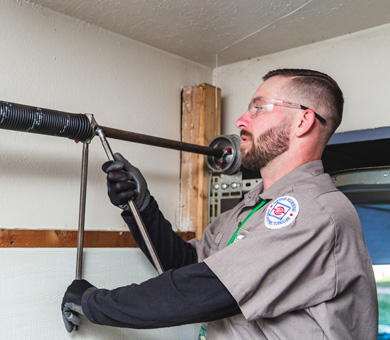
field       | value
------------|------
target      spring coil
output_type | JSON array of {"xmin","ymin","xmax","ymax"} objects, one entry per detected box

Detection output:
[{"xmin": 0, "ymin": 100, "xmax": 93, "ymax": 142}]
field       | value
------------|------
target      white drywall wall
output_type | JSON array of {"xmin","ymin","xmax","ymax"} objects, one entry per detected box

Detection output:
[
  {"xmin": 214, "ymin": 23, "xmax": 390, "ymax": 136},
  {"xmin": 0, "ymin": 248, "xmax": 200, "ymax": 339},
  {"xmin": 0, "ymin": 0, "xmax": 212, "ymax": 232}
]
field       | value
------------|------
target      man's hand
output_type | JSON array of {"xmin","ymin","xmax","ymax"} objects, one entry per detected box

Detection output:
[
  {"xmin": 102, "ymin": 153, "xmax": 151, "ymax": 212},
  {"xmin": 61, "ymin": 279, "xmax": 96, "ymax": 332}
]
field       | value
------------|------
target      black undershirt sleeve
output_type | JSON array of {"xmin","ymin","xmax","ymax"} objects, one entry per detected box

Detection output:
[
  {"xmin": 82, "ymin": 261, "xmax": 241, "ymax": 329},
  {"xmin": 121, "ymin": 198, "xmax": 198, "ymax": 270}
]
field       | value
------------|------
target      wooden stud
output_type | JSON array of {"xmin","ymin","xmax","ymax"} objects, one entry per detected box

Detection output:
[{"xmin": 180, "ymin": 83, "xmax": 221, "ymax": 239}]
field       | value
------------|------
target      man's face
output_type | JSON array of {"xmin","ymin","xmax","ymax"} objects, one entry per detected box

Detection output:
[{"xmin": 236, "ymin": 76, "xmax": 293, "ymax": 172}]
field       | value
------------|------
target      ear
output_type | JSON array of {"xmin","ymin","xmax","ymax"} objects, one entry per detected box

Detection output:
[{"xmin": 295, "ymin": 109, "xmax": 316, "ymax": 137}]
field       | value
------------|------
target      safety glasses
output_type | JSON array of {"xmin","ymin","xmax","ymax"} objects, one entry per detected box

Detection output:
[{"xmin": 248, "ymin": 97, "xmax": 326, "ymax": 124}]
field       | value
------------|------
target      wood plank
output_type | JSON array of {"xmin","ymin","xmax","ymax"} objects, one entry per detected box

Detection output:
[
  {"xmin": 198, "ymin": 84, "xmax": 221, "ymax": 239},
  {"xmin": 0, "ymin": 229, "xmax": 195, "ymax": 248},
  {"xmin": 180, "ymin": 83, "xmax": 221, "ymax": 239},
  {"xmin": 181, "ymin": 86, "xmax": 202, "ymax": 234}
]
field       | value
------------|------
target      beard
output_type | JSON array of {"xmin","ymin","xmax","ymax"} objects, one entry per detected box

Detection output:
[{"xmin": 240, "ymin": 120, "xmax": 290, "ymax": 172}]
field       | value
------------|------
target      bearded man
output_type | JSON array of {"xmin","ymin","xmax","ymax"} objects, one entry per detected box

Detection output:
[{"xmin": 62, "ymin": 69, "xmax": 378, "ymax": 340}]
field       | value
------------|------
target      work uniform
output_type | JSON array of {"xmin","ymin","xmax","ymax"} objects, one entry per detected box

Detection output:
[
  {"xmin": 195, "ymin": 160, "xmax": 378, "ymax": 339},
  {"xmin": 82, "ymin": 160, "xmax": 378, "ymax": 339}
]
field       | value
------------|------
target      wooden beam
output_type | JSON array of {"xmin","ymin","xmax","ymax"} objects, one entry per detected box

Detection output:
[
  {"xmin": 180, "ymin": 83, "xmax": 221, "ymax": 239},
  {"xmin": 0, "ymin": 229, "xmax": 195, "ymax": 248}
]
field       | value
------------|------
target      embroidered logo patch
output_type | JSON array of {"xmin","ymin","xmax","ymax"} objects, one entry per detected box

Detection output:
[{"xmin": 265, "ymin": 196, "xmax": 299, "ymax": 229}]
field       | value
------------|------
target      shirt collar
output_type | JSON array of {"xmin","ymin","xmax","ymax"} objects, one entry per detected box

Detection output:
[{"xmin": 243, "ymin": 160, "xmax": 325, "ymax": 205}]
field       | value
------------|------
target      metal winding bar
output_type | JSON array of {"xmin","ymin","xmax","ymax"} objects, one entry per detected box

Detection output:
[
  {"xmin": 96, "ymin": 127, "xmax": 165, "ymax": 275},
  {"xmin": 100, "ymin": 125, "xmax": 223, "ymax": 157},
  {"xmin": 76, "ymin": 142, "xmax": 89, "ymax": 280}
]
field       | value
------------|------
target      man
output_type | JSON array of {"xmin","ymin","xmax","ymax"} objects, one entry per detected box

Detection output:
[{"xmin": 62, "ymin": 69, "xmax": 378, "ymax": 339}]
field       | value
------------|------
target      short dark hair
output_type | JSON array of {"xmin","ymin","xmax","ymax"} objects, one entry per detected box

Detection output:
[{"xmin": 263, "ymin": 69, "xmax": 344, "ymax": 140}]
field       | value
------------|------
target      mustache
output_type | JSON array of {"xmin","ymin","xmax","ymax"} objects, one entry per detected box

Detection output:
[{"xmin": 240, "ymin": 130, "xmax": 254, "ymax": 140}]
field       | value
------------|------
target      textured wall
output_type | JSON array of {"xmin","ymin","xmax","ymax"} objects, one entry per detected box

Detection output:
[{"xmin": 0, "ymin": 248, "xmax": 199, "ymax": 339}]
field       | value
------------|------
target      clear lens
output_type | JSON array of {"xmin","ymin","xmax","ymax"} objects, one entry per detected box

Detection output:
[{"xmin": 248, "ymin": 97, "xmax": 274, "ymax": 117}]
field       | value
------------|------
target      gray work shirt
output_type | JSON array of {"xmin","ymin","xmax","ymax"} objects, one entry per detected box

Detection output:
[{"xmin": 189, "ymin": 160, "xmax": 378, "ymax": 339}]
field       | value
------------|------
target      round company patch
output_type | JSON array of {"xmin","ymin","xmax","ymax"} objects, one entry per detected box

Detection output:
[{"xmin": 265, "ymin": 196, "xmax": 299, "ymax": 229}]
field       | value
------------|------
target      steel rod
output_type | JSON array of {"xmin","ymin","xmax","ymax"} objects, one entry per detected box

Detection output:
[
  {"xmin": 96, "ymin": 127, "xmax": 164, "ymax": 275},
  {"xmin": 0, "ymin": 100, "xmax": 224, "ymax": 157},
  {"xmin": 100, "ymin": 126, "xmax": 223, "ymax": 157},
  {"xmin": 76, "ymin": 142, "xmax": 89, "ymax": 280}
]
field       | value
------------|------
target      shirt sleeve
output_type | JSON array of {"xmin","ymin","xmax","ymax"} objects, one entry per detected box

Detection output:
[
  {"xmin": 121, "ymin": 198, "xmax": 198, "ymax": 270},
  {"xmin": 82, "ymin": 261, "xmax": 240, "ymax": 328}
]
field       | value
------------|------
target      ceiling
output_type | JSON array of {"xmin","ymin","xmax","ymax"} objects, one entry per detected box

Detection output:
[{"xmin": 30, "ymin": 0, "xmax": 390, "ymax": 67}]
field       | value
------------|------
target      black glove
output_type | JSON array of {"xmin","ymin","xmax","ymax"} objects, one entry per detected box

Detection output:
[
  {"xmin": 61, "ymin": 279, "xmax": 96, "ymax": 333},
  {"xmin": 102, "ymin": 152, "xmax": 151, "ymax": 212}
]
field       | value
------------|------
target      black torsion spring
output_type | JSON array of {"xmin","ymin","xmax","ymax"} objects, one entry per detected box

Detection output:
[{"xmin": 0, "ymin": 100, "xmax": 93, "ymax": 142}]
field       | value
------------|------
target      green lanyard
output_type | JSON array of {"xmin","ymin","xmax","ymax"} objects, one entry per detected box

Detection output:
[
  {"xmin": 198, "ymin": 199, "xmax": 271, "ymax": 340},
  {"xmin": 226, "ymin": 199, "xmax": 271, "ymax": 246}
]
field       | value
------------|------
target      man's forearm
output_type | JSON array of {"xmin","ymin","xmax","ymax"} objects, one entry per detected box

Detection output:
[{"xmin": 82, "ymin": 262, "xmax": 240, "ymax": 328}]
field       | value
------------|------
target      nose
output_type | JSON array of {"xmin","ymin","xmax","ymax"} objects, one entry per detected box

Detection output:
[{"xmin": 236, "ymin": 110, "xmax": 251, "ymax": 129}]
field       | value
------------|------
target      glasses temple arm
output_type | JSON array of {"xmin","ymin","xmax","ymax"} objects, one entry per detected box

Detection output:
[{"xmin": 300, "ymin": 105, "xmax": 326, "ymax": 125}]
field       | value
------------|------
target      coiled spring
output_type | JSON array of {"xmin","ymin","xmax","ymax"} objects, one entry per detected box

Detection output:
[{"xmin": 0, "ymin": 100, "xmax": 93, "ymax": 142}]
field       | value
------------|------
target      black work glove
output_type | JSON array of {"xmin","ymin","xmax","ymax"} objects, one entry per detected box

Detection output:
[
  {"xmin": 61, "ymin": 279, "xmax": 96, "ymax": 333},
  {"xmin": 102, "ymin": 152, "xmax": 151, "ymax": 212}
]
